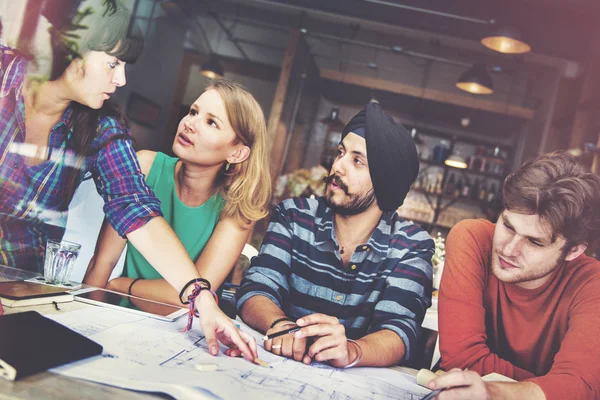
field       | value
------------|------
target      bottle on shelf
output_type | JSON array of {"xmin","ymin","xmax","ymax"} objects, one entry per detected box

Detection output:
[
  {"xmin": 487, "ymin": 182, "xmax": 498, "ymax": 204},
  {"xmin": 454, "ymin": 178, "xmax": 464, "ymax": 198},
  {"xmin": 320, "ymin": 106, "xmax": 345, "ymax": 170},
  {"xmin": 432, "ymin": 140, "xmax": 451, "ymax": 164},
  {"xmin": 470, "ymin": 178, "xmax": 479, "ymax": 201},
  {"xmin": 461, "ymin": 177, "xmax": 471, "ymax": 198},
  {"xmin": 489, "ymin": 147, "xmax": 505, "ymax": 176},
  {"xmin": 468, "ymin": 146, "xmax": 485, "ymax": 172},
  {"xmin": 435, "ymin": 174, "xmax": 443, "ymax": 195},
  {"xmin": 445, "ymin": 174, "xmax": 455, "ymax": 196},
  {"xmin": 411, "ymin": 129, "xmax": 425, "ymax": 160},
  {"xmin": 478, "ymin": 178, "xmax": 487, "ymax": 202}
]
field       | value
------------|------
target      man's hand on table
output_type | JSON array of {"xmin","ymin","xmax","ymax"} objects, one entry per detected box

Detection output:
[
  {"xmin": 295, "ymin": 313, "xmax": 357, "ymax": 368},
  {"xmin": 264, "ymin": 319, "xmax": 309, "ymax": 363},
  {"xmin": 427, "ymin": 369, "xmax": 491, "ymax": 400}
]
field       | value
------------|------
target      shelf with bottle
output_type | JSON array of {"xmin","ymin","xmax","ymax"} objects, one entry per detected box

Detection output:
[
  {"xmin": 398, "ymin": 187, "xmax": 488, "ymax": 231},
  {"xmin": 419, "ymin": 158, "xmax": 506, "ymax": 180},
  {"xmin": 400, "ymin": 162, "xmax": 501, "ymax": 233},
  {"xmin": 412, "ymin": 130, "xmax": 511, "ymax": 179},
  {"xmin": 412, "ymin": 168, "xmax": 501, "ymax": 208}
]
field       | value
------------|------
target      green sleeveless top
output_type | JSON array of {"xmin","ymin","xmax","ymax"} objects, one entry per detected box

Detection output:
[{"xmin": 124, "ymin": 152, "xmax": 224, "ymax": 279}]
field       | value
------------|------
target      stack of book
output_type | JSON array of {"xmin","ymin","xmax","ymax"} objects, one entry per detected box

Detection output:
[{"xmin": 0, "ymin": 281, "xmax": 73, "ymax": 308}]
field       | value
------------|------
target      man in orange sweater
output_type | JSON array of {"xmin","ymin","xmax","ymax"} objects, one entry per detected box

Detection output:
[{"xmin": 428, "ymin": 152, "xmax": 600, "ymax": 399}]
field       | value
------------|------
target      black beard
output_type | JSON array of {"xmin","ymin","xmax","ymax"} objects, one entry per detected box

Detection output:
[{"xmin": 324, "ymin": 175, "xmax": 376, "ymax": 216}]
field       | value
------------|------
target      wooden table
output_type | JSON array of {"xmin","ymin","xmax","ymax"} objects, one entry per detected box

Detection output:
[{"xmin": 0, "ymin": 265, "xmax": 429, "ymax": 398}]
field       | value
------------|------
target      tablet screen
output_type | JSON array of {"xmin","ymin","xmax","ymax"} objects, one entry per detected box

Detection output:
[{"xmin": 74, "ymin": 289, "xmax": 187, "ymax": 321}]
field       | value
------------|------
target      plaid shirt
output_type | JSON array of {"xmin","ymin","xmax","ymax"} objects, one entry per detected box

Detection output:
[
  {"xmin": 0, "ymin": 46, "xmax": 162, "ymax": 272},
  {"xmin": 237, "ymin": 197, "xmax": 434, "ymax": 364}
]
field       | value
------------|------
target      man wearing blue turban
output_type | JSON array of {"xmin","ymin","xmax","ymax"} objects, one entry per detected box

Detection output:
[{"xmin": 237, "ymin": 102, "xmax": 434, "ymax": 368}]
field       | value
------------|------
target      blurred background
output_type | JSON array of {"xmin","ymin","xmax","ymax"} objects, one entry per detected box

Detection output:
[{"xmin": 3, "ymin": 0, "xmax": 600, "ymax": 260}]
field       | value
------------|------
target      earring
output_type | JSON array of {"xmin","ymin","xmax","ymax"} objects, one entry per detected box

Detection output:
[{"xmin": 225, "ymin": 162, "xmax": 230, "ymax": 171}]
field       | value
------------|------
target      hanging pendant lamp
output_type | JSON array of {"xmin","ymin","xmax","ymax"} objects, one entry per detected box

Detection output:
[
  {"xmin": 444, "ymin": 153, "xmax": 468, "ymax": 169},
  {"xmin": 456, "ymin": 63, "xmax": 494, "ymax": 95},
  {"xmin": 200, "ymin": 54, "xmax": 224, "ymax": 79},
  {"xmin": 481, "ymin": 26, "xmax": 531, "ymax": 54}
]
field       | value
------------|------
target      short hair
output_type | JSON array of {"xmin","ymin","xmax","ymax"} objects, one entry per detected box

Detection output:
[{"xmin": 502, "ymin": 151, "xmax": 600, "ymax": 247}]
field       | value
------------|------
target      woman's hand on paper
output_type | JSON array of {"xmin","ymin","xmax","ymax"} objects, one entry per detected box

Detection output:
[
  {"xmin": 264, "ymin": 321, "xmax": 310, "ymax": 363},
  {"xmin": 294, "ymin": 313, "xmax": 353, "ymax": 368},
  {"xmin": 195, "ymin": 290, "xmax": 258, "ymax": 362}
]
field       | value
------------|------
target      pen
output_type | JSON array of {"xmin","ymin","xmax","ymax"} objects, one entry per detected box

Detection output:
[
  {"xmin": 420, "ymin": 388, "xmax": 444, "ymax": 400},
  {"xmin": 254, "ymin": 358, "xmax": 272, "ymax": 368},
  {"xmin": 262, "ymin": 326, "xmax": 301, "ymax": 341}
]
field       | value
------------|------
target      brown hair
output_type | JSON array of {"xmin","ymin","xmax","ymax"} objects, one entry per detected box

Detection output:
[
  {"xmin": 203, "ymin": 79, "xmax": 272, "ymax": 226},
  {"xmin": 502, "ymin": 151, "xmax": 600, "ymax": 248},
  {"xmin": 45, "ymin": 2, "xmax": 144, "ymax": 204}
]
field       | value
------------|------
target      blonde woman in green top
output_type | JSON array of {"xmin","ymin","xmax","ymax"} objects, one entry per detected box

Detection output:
[{"xmin": 83, "ymin": 80, "xmax": 272, "ymax": 319}]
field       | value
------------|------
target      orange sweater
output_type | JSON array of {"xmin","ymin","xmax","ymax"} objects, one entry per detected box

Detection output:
[{"xmin": 439, "ymin": 219, "xmax": 600, "ymax": 400}]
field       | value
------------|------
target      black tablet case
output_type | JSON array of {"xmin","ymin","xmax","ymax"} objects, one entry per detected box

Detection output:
[{"xmin": 0, "ymin": 311, "xmax": 103, "ymax": 380}]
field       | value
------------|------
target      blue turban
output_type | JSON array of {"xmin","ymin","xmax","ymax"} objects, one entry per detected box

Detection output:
[{"xmin": 341, "ymin": 102, "xmax": 419, "ymax": 211}]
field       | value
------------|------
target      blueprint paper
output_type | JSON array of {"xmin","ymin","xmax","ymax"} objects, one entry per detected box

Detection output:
[{"xmin": 49, "ymin": 307, "xmax": 430, "ymax": 399}]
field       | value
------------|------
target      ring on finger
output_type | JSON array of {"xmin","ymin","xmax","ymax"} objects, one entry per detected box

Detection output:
[{"xmin": 271, "ymin": 344, "xmax": 282, "ymax": 349}]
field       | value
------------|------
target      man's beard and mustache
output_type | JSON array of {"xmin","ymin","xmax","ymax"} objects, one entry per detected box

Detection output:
[{"xmin": 323, "ymin": 174, "xmax": 376, "ymax": 216}]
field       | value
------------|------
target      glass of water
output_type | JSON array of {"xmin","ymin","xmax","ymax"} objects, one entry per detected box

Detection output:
[{"xmin": 44, "ymin": 239, "xmax": 81, "ymax": 285}]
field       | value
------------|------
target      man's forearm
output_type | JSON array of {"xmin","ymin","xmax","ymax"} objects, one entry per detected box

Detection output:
[
  {"xmin": 239, "ymin": 295, "xmax": 287, "ymax": 333},
  {"xmin": 487, "ymin": 381, "xmax": 545, "ymax": 400},
  {"xmin": 355, "ymin": 329, "xmax": 406, "ymax": 367}
]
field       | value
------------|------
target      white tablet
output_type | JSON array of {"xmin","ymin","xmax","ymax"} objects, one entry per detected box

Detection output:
[{"xmin": 72, "ymin": 288, "xmax": 188, "ymax": 322}]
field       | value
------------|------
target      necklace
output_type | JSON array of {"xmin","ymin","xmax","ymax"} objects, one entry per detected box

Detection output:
[{"xmin": 335, "ymin": 222, "xmax": 374, "ymax": 255}]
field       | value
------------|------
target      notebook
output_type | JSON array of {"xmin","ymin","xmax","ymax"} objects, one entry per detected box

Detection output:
[
  {"xmin": 0, "ymin": 281, "xmax": 74, "ymax": 308},
  {"xmin": 0, "ymin": 311, "xmax": 103, "ymax": 380}
]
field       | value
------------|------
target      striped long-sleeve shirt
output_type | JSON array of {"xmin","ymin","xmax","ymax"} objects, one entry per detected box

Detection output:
[
  {"xmin": 0, "ymin": 46, "xmax": 162, "ymax": 271},
  {"xmin": 237, "ymin": 196, "xmax": 434, "ymax": 364}
]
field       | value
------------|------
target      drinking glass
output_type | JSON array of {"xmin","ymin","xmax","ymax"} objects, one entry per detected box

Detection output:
[{"xmin": 44, "ymin": 239, "xmax": 81, "ymax": 285}]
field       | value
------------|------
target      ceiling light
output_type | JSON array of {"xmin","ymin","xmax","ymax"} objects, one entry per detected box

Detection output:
[
  {"xmin": 456, "ymin": 63, "xmax": 494, "ymax": 95},
  {"xmin": 200, "ymin": 54, "xmax": 224, "ymax": 80},
  {"xmin": 481, "ymin": 26, "xmax": 531, "ymax": 54},
  {"xmin": 444, "ymin": 153, "xmax": 467, "ymax": 169}
]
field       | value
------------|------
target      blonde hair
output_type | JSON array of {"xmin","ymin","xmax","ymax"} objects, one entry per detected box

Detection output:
[{"xmin": 203, "ymin": 79, "xmax": 272, "ymax": 226}]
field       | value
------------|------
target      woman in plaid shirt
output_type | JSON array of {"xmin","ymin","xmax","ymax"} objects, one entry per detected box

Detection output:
[{"xmin": 0, "ymin": 2, "xmax": 257, "ymax": 360}]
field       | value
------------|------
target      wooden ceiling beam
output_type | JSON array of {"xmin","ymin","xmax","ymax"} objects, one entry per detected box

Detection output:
[{"xmin": 320, "ymin": 68, "xmax": 535, "ymax": 120}]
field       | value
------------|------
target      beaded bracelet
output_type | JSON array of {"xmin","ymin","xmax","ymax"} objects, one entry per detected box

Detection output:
[
  {"xmin": 179, "ymin": 278, "xmax": 211, "ymax": 305},
  {"xmin": 342, "ymin": 339, "xmax": 362, "ymax": 369},
  {"xmin": 269, "ymin": 316, "xmax": 293, "ymax": 329},
  {"xmin": 182, "ymin": 282, "xmax": 219, "ymax": 332},
  {"xmin": 128, "ymin": 278, "xmax": 141, "ymax": 296}
]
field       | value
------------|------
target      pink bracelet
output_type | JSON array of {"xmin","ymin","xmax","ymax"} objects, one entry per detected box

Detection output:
[{"xmin": 182, "ymin": 284, "xmax": 219, "ymax": 332}]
